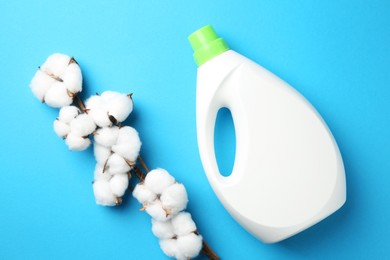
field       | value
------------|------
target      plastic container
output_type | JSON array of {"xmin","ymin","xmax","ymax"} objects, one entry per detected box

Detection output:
[{"xmin": 188, "ymin": 25, "xmax": 346, "ymax": 243}]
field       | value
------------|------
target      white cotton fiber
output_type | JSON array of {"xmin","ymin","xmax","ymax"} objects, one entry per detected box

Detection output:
[
  {"xmin": 58, "ymin": 106, "xmax": 80, "ymax": 123},
  {"xmin": 30, "ymin": 70, "xmax": 56, "ymax": 102},
  {"xmin": 171, "ymin": 212, "xmax": 197, "ymax": 236},
  {"xmin": 93, "ymin": 180, "xmax": 116, "ymax": 206},
  {"xmin": 145, "ymin": 200, "xmax": 172, "ymax": 222},
  {"xmin": 65, "ymin": 133, "xmax": 91, "ymax": 151},
  {"xmin": 116, "ymin": 126, "xmax": 138, "ymax": 144},
  {"xmin": 53, "ymin": 120, "xmax": 70, "ymax": 138},
  {"xmin": 106, "ymin": 93, "xmax": 133, "ymax": 122},
  {"xmin": 160, "ymin": 183, "xmax": 188, "ymax": 215},
  {"xmin": 94, "ymin": 126, "xmax": 119, "ymax": 147},
  {"xmin": 159, "ymin": 239, "xmax": 186, "ymax": 260},
  {"xmin": 40, "ymin": 53, "xmax": 71, "ymax": 76},
  {"xmin": 109, "ymin": 173, "xmax": 129, "ymax": 197},
  {"xmin": 152, "ymin": 219, "xmax": 175, "ymax": 239},
  {"xmin": 144, "ymin": 168, "xmax": 175, "ymax": 195},
  {"xmin": 106, "ymin": 153, "xmax": 131, "ymax": 174},
  {"xmin": 94, "ymin": 164, "xmax": 111, "ymax": 181},
  {"xmin": 30, "ymin": 53, "xmax": 83, "ymax": 107},
  {"xmin": 111, "ymin": 126, "xmax": 141, "ymax": 161},
  {"xmin": 91, "ymin": 108, "xmax": 112, "ymax": 127},
  {"xmin": 70, "ymin": 114, "xmax": 96, "ymax": 137},
  {"xmin": 44, "ymin": 82, "xmax": 73, "ymax": 108},
  {"xmin": 176, "ymin": 233, "xmax": 203, "ymax": 259},
  {"xmin": 132, "ymin": 183, "xmax": 157, "ymax": 204},
  {"xmin": 111, "ymin": 142, "xmax": 140, "ymax": 162},
  {"xmin": 93, "ymin": 143, "xmax": 112, "ymax": 165},
  {"xmin": 85, "ymin": 91, "xmax": 133, "ymax": 127},
  {"xmin": 61, "ymin": 63, "xmax": 82, "ymax": 94}
]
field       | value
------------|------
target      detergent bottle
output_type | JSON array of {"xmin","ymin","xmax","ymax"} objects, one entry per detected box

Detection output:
[{"xmin": 188, "ymin": 25, "xmax": 346, "ymax": 243}]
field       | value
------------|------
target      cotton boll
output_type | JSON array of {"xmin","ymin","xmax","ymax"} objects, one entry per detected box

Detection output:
[
  {"xmin": 44, "ymin": 82, "xmax": 73, "ymax": 108},
  {"xmin": 100, "ymin": 90, "xmax": 118, "ymax": 101},
  {"xmin": 132, "ymin": 183, "xmax": 157, "ymax": 204},
  {"xmin": 159, "ymin": 239, "xmax": 186, "ymax": 260},
  {"xmin": 93, "ymin": 143, "xmax": 112, "ymax": 165},
  {"xmin": 58, "ymin": 106, "xmax": 80, "ymax": 123},
  {"xmin": 70, "ymin": 114, "xmax": 96, "ymax": 137},
  {"xmin": 85, "ymin": 95, "xmax": 111, "ymax": 127},
  {"xmin": 152, "ymin": 219, "xmax": 175, "ymax": 239},
  {"xmin": 176, "ymin": 233, "xmax": 203, "ymax": 259},
  {"xmin": 160, "ymin": 183, "xmax": 188, "ymax": 215},
  {"xmin": 30, "ymin": 70, "xmax": 56, "ymax": 102},
  {"xmin": 94, "ymin": 164, "xmax": 111, "ymax": 182},
  {"xmin": 112, "ymin": 127, "xmax": 141, "ymax": 161},
  {"xmin": 111, "ymin": 142, "xmax": 140, "ymax": 162},
  {"xmin": 109, "ymin": 173, "xmax": 129, "ymax": 197},
  {"xmin": 93, "ymin": 180, "xmax": 116, "ymax": 206},
  {"xmin": 145, "ymin": 200, "xmax": 172, "ymax": 222},
  {"xmin": 116, "ymin": 126, "xmax": 139, "ymax": 144},
  {"xmin": 94, "ymin": 126, "xmax": 119, "ymax": 147},
  {"xmin": 107, "ymin": 93, "xmax": 133, "ymax": 122},
  {"xmin": 62, "ymin": 63, "xmax": 82, "ymax": 94},
  {"xmin": 85, "ymin": 95, "xmax": 104, "ymax": 109},
  {"xmin": 171, "ymin": 212, "xmax": 197, "ymax": 236},
  {"xmin": 40, "ymin": 53, "xmax": 71, "ymax": 76},
  {"xmin": 65, "ymin": 133, "xmax": 91, "ymax": 151},
  {"xmin": 106, "ymin": 153, "xmax": 131, "ymax": 174},
  {"xmin": 144, "ymin": 168, "xmax": 175, "ymax": 195},
  {"xmin": 89, "ymin": 107, "xmax": 112, "ymax": 127},
  {"xmin": 53, "ymin": 120, "xmax": 70, "ymax": 138}
]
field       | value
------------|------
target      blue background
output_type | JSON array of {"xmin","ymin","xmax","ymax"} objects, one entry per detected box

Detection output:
[{"xmin": 0, "ymin": 1, "xmax": 389, "ymax": 259}]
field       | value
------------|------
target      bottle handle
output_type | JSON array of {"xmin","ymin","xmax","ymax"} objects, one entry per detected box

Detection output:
[{"xmin": 200, "ymin": 83, "xmax": 243, "ymax": 186}]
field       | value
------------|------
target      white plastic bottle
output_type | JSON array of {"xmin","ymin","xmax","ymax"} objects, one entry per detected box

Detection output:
[{"xmin": 188, "ymin": 25, "xmax": 346, "ymax": 243}]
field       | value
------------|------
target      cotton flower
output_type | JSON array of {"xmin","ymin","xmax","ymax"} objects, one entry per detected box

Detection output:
[
  {"xmin": 30, "ymin": 53, "xmax": 82, "ymax": 107},
  {"xmin": 160, "ymin": 183, "xmax": 188, "ymax": 215},
  {"xmin": 145, "ymin": 199, "xmax": 172, "ymax": 222},
  {"xmin": 152, "ymin": 219, "xmax": 175, "ymax": 239},
  {"xmin": 93, "ymin": 179, "xmax": 117, "ymax": 206},
  {"xmin": 158, "ymin": 232, "xmax": 202, "ymax": 260},
  {"xmin": 110, "ymin": 173, "xmax": 129, "ymax": 197},
  {"xmin": 65, "ymin": 133, "xmax": 91, "ymax": 151},
  {"xmin": 94, "ymin": 126, "xmax": 119, "ymax": 147},
  {"xmin": 93, "ymin": 126, "xmax": 141, "ymax": 172},
  {"xmin": 91, "ymin": 125, "xmax": 140, "ymax": 205},
  {"xmin": 177, "ymin": 233, "xmax": 203, "ymax": 259},
  {"xmin": 171, "ymin": 212, "xmax": 196, "ymax": 236},
  {"xmin": 159, "ymin": 239, "xmax": 185, "ymax": 260},
  {"xmin": 92, "ymin": 164, "xmax": 129, "ymax": 206},
  {"xmin": 144, "ymin": 168, "xmax": 175, "ymax": 195},
  {"xmin": 85, "ymin": 91, "xmax": 133, "ymax": 127},
  {"xmin": 106, "ymin": 153, "xmax": 131, "ymax": 175},
  {"xmin": 93, "ymin": 143, "xmax": 112, "ymax": 165},
  {"xmin": 54, "ymin": 106, "xmax": 96, "ymax": 151},
  {"xmin": 133, "ymin": 168, "xmax": 203, "ymax": 259},
  {"xmin": 133, "ymin": 183, "xmax": 157, "ymax": 205},
  {"xmin": 54, "ymin": 106, "xmax": 80, "ymax": 138}
]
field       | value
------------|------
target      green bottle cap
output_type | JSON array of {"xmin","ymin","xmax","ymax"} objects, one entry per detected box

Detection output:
[{"xmin": 188, "ymin": 25, "xmax": 230, "ymax": 67}]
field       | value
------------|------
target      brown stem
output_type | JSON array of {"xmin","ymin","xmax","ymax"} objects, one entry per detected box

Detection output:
[
  {"xmin": 74, "ymin": 93, "xmax": 86, "ymax": 112},
  {"xmin": 201, "ymin": 240, "xmax": 220, "ymax": 260},
  {"xmin": 134, "ymin": 156, "xmax": 220, "ymax": 260},
  {"xmin": 133, "ymin": 165, "xmax": 146, "ymax": 181},
  {"xmin": 137, "ymin": 156, "xmax": 149, "ymax": 173}
]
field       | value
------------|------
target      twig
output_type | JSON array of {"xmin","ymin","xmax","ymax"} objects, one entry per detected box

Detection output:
[
  {"xmin": 137, "ymin": 155, "xmax": 149, "ymax": 173},
  {"xmin": 133, "ymin": 165, "xmax": 146, "ymax": 181},
  {"xmin": 202, "ymin": 240, "xmax": 220, "ymax": 260},
  {"xmin": 74, "ymin": 93, "xmax": 86, "ymax": 112}
]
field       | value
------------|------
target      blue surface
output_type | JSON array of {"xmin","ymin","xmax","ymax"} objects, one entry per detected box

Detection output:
[{"xmin": 0, "ymin": 1, "xmax": 389, "ymax": 259}]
